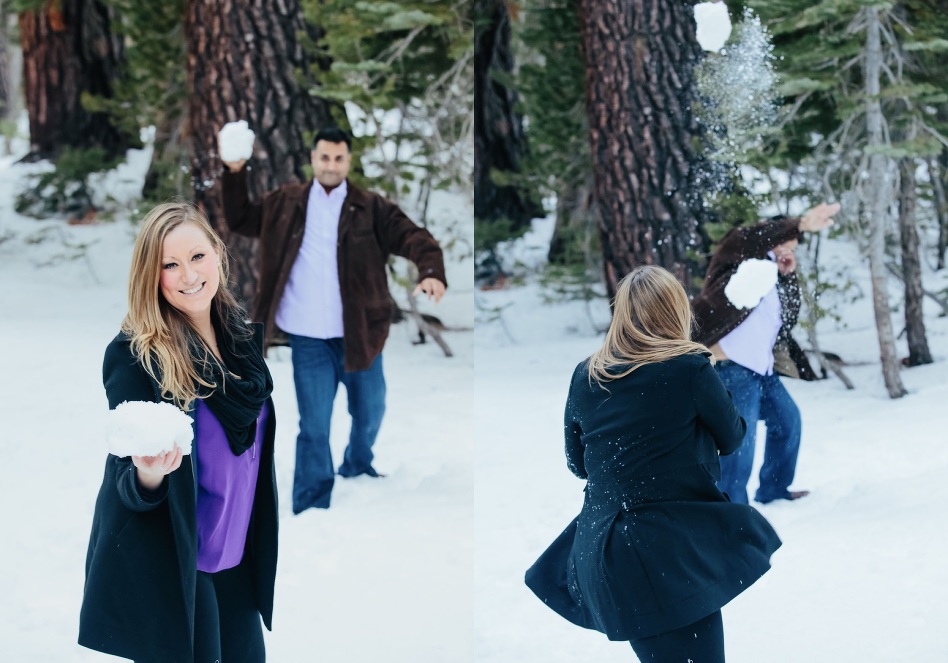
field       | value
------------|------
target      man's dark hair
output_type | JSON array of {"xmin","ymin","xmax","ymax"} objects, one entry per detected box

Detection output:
[{"xmin": 312, "ymin": 127, "xmax": 352, "ymax": 151}]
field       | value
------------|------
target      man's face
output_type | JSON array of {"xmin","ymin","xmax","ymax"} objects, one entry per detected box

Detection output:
[{"xmin": 311, "ymin": 140, "xmax": 351, "ymax": 191}]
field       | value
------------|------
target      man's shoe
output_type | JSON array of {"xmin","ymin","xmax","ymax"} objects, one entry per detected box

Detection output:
[
  {"xmin": 338, "ymin": 466, "xmax": 387, "ymax": 479},
  {"xmin": 755, "ymin": 489, "xmax": 810, "ymax": 505}
]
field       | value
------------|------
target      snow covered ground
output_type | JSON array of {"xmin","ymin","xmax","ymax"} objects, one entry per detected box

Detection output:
[
  {"xmin": 0, "ymin": 141, "xmax": 475, "ymax": 662},
  {"xmin": 474, "ymin": 217, "xmax": 948, "ymax": 662},
  {"xmin": 2, "ymin": 129, "xmax": 947, "ymax": 663}
]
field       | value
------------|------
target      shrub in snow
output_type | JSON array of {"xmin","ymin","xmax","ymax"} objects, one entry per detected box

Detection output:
[
  {"xmin": 218, "ymin": 121, "xmax": 255, "ymax": 162},
  {"xmin": 106, "ymin": 401, "xmax": 193, "ymax": 457},
  {"xmin": 724, "ymin": 258, "xmax": 777, "ymax": 309}
]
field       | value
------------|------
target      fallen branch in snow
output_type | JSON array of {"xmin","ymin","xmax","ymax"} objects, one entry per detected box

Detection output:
[
  {"xmin": 807, "ymin": 348, "xmax": 855, "ymax": 390},
  {"xmin": 406, "ymin": 290, "xmax": 453, "ymax": 358}
]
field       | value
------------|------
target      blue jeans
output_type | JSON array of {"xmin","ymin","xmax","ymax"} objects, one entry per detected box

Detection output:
[
  {"xmin": 714, "ymin": 361, "xmax": 802, "ymax": 504},
  {"xmin": 288, "ymin": 335, "xmax": 386, "ymax": 513}
]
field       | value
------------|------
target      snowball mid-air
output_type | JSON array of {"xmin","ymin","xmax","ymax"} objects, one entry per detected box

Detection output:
[{"xmin": 694, "ymin": 2, "xmax": 732, "ymax": 52}]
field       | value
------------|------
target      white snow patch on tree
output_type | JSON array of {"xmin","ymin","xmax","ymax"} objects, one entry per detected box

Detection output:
[
  {"xmin": 218, "ymin": 120, "xmax": 255, "ymax": 162},
  {"xmin": 725, "ymin": 258, "xmax": 777, "ymax": 309},
  {"xmin": 106, "ymin": 401, "xmax": 194, "ymax": 457},
  {"xmin": 694, "ymin": 2, "xmax": 732, "ymax": 52}
]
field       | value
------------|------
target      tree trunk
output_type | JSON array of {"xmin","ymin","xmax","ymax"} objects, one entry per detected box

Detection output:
[
  {"xmin": 0, "ymin": 3, "xmax": 11, "ymax": 122},
  {"xmin": 142, "ymin": 110, "xmax": 190, "ymax": 201},
  {"xmin": 473, "ymin": 0, "xmax": 540, "ymax": 228},
  {"xmin": 898, "ymin": 158, "xmax": 932, "ymax": 366},
  {"xmin": 578, "ymin": 0, "xmax": 711, "ymax": 298},
  {"xmin": 548, "ymin": 171, "xmax": 596, "ymax": 265},
  {"xmin": 186, "ymin": 0, "xmax": 335, "ymax": 310},
  {"xmin": 864, "ymin": 8, "xmax": 906, "ymax": 398},
  {"xmin": 18, "ymin": 0, "xmax": 130, "ymax": 160},
  {"xmin": 932, "ymin": 153, "xmax": 948, "ymax": 270}
]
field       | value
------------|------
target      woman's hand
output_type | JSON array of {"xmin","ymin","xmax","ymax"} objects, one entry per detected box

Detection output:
[{"xmin": 132, "ymin": 444, "xmax": 183, "ymax": 491}]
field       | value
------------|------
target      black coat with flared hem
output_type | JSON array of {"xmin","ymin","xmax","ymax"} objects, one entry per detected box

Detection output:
[
  {"xmin": 78, "ymin": 329, "xmax": 278, "ymax": 663},
  {"xmin": 525, "ymin": 353, "xmax": 782, "ymax": 641}
]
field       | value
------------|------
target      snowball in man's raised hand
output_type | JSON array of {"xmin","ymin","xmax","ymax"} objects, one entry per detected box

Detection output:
[{"xmin": 218, "ymin": 120, "xmax": 255, "ymax": 172}]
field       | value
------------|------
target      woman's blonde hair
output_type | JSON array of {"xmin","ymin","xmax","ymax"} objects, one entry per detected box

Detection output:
[
  {"xmin": 121, "ymin": 202, "xmax": 245, "ymax": 409},
  {"xmin": 587, "ymin": 265, "xmax": 711, "ymax": 385}
]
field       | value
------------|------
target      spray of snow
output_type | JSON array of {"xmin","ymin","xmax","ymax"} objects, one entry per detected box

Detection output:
[
  {"xmin": 694, "ymin": 2, "xmax": 732, "ymax": 52},
  {"xmin": 724, "ymin": 258, "xmax": 778, "ymax": 309},
  {"xmin": 697, "ymin": 8, "xmax": 778, "ymax": 161},
  {"xmin": 218, "ymin": 120, "xmax": 255, "ymax": 162},
  {"xmin": 105, "ymin": 400, "xmax": 194, "ymax": 457}
]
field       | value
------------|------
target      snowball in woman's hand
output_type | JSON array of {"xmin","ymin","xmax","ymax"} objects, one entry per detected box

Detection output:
[
  {"xmin": 106, "ymin": 401, "xmax": 193, "ymax": 457},
  {"xmin": 218, "ymin": 120, "xmax": 255, "ymax": 162},
  {"xmin": 725, "ymin": 258, "xmax": 778, "ymax": 309}
]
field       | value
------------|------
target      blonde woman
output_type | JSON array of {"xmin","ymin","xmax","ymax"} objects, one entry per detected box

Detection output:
[
  {"xmin": 526, "ymin": 266, "xmax": 781, "ymax": 663},
  {"xmin": 79, "ymin": 203, "xmax": 277, "ymax": 662}
]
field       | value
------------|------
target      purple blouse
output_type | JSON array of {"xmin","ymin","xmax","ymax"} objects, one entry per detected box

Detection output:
[{"xmin": 194, "ymin": 399, "xmax": 268, "ymax": 573}]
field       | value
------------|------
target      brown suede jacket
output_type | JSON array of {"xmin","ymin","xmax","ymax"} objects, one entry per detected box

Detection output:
[
  {"xmin": 222, "ymin": 169, "xmax": 447, "ymax": 372},
  {"xmin": 691, "ymin": 217, "xmax": 817, "ymax": 381}
]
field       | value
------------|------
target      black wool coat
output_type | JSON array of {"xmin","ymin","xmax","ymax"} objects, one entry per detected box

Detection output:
[
  {"xmin": 78, "ymin": 328, "xmax": 278, "ymax": 663},
  {"xmin": 526, "ymin": 353, "xmax": 782, "ymax": 641}
]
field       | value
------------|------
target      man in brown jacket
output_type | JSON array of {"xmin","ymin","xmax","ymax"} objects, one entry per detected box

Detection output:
[
  {"xmin": 221, "ymin": 126, "xmax": 447, "ymax": 513},
  {"xmin": 691, "ymin": 203, "xmax": 838, "ymax": 505}
]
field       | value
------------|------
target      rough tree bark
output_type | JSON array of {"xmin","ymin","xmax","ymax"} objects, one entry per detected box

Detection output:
[
  {"xmin": 864, "ymin": 8, "xmax": 906, "ymax": 398},
  {"xmin": 142, "ymin": 111, "xmax": 190, "ymax": 200},
  {"xmin": 577, "ymin": 0, "xmax": 712, "ymax": 297},
  {"xmin": 186, "ymin": 0, "xmax": 334, "ymax": 310},
  {"xmin": 18, "ymin": 0, "xmax": 130, "ymax": 160},
  {"xmin": 0, "ymin": 2, "xmax": 11, "ymax": 122},
  {"xmin": 897, "ymin": 158, "xmax": 932, "ymax": 366},
  {"xmin": 474, "ymin": 0, "xmax": 540, "ymax": 229},
  {"xmin": 933, "ymin": 153, "xmax": 948, "ymax": 270},
  {"xmin": 548, "ymin": 173, "xmax": 596, "ymax": 264}
]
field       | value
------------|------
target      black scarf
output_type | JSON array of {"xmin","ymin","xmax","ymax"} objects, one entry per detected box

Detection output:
[{"xmin": 193, "ymin": 318, "xmax": 273, "ymax": 456}]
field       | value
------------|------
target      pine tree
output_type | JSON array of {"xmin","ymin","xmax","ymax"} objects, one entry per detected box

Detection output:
[
  {"xmin": 517, "ymin": 0, "xmax": 596, "ymax": 266},
  {"xmin": 16, "ymin": 0, "xmax": 134, "ymax": 160},
  {"xmin": 0, "ymin": 2, "xmax": 11, "ymax": 125},
  {"xmin": 474, "ymin": 0, "xmax": 540, "ymax": 238},
  {"xmin": 94, "ymin": 0, "xmax": 190, "ymax": 202},
  {"xmin": 303, "ymin": 0, "xmax": 472, "ymax": 200},
  {"xmin": 577, "ymin": 0, "xmax": 714, "ymax": 297},
  {"xmin": 740, "ymin": 0, "xmax": 948, "ymax": 395},
  {"xmin": 187, "ymin": 0, "xmax": 335, "ymax": 308}
]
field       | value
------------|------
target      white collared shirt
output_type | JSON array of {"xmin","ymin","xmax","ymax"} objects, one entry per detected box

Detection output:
[
  {"xmin": 717, "ymin": 253, "xmax": 783, "ymax": 376},
  {"xmin": 275, "ymin": 180, "xmax": 347, "ymax": 339}
]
